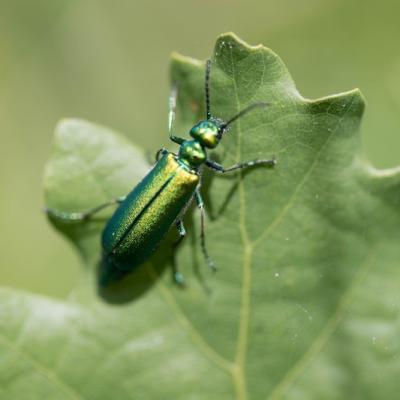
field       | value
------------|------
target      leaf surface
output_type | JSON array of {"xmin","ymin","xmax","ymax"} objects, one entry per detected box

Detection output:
[{"xmin": 1, "ymin": 33, "xmax": 400, "ymax": 400}]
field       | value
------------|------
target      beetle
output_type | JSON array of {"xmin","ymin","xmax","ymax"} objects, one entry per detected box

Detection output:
[{"xmin": 46, "ymin": 60, "xmax": 275, "ymax": 286}]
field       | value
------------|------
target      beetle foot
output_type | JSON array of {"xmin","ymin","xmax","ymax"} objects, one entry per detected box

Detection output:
[{"xmin": 173, "ymin": 271, "xmax": 186, "ymax": 287}]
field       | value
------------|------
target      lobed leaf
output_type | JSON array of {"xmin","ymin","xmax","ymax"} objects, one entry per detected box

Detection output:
[{"xmin": 1, "ymin": 33, "xmax": 399, "ymax": 399}]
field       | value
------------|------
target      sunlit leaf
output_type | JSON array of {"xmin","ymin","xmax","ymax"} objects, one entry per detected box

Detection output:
[{"xmin": 1, "ymin": 33, "xmax": 399, "ymax": 400}]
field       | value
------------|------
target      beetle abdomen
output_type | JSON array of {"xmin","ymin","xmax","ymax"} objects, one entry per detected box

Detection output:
[{"xmin": 101, "ymin": 153, "xmax": 198, "ymax": 279}]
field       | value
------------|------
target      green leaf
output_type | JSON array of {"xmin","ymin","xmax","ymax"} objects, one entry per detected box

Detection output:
[{"xmin": 2, "ymin": 33, "xmax": 400, "ymax": 399}]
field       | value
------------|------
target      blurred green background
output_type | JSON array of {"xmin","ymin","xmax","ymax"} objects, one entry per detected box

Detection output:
[{"xmin": 1, "ymin": 0, "xmax": 399, "ymax": 298}]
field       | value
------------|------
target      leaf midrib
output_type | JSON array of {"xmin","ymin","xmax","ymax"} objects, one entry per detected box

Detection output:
[
  {"xmin": 35, "ymin": 42, "xmax": 365, "ymax": 400},
  {"xmin": 148, "ymin": 51, "xmax": 362, "ymax": 400}
]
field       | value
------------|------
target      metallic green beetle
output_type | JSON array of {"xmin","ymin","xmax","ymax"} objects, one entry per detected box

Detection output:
[{"xmin": 47, "ymin": 60, "xmax": 275, "ymax": 285}]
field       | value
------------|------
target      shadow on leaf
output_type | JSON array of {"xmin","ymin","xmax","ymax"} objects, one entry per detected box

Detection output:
[{"xmin": 96, "ymin": 239, "xmax": 173, "ymax": 304}]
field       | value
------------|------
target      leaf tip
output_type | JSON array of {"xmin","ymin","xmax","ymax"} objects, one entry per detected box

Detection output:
[
  {"xmin": 54, "ymin": 118, "xmax": 89, "ymax": 142},
  {"xmin": 354, "ymin": 157, "xmax": 400, "ymax": 210},
  {"xmin": 347, "ymin": 88, "xmax": 366, "ymax": 115},
  {"xmin": 170, "ymin": 52, "xmax": 204, "ymax": 89},
  {"xmin": 308, "ymin": 88, "xmax": 366, "ymax": 119},
  {"xmin": 214, "ymin": 32, "xmax": 259, "ymax": 56},
  {"xmin": 215, "ymin": 32, "xmax": 279, "ymax": 56},
  {"xmin": 170, "ymin": 52, "xmax": 203, "ymax": 68},
  {"xmin": 363, "ymin": 162, "xmax": 400, "ymax": 187}
]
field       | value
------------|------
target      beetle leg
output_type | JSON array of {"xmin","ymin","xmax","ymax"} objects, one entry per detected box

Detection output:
[
  {"xmin": 195, "ymin": 189, "xmax": 216, "ymax": 272},
  {"xmin": 145, "ymin": 148, "xmax": 169, "ymax": 165},
  {"xmin": 172, "ymin": 219, "xmax": 186, "ymax": 286},
  {"xmin": 45, "ymin": 196, "xmax": 126, "ymax": 222},
  {"xmin": 155, "ymin": 147, "xmax": 169, "ymax": 162},
  {"xmin": 205, "ymin": 157, "xmax": 276, "ymax": 173},
  {"xmin": 168, "ymin": 84, "xmax": 178, "ymax": 133},
  {"xmin": 168, "ymin": 84, "xmax": 185, "ymax": 145}
]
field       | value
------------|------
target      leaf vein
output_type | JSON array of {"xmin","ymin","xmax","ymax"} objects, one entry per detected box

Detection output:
[
  {"xmin": 268, "ymin": 248, "xmax": 375, "ymax": 399},
  {"xmin": 0, "ymin": 332, "xmax": 85, "ymax": 400},
  {"xmin": 147, "ymin": 265, "xmax": 234, "ymax": 373},
  {"xmin": 254, "ymin": 96, "xmax": 356, "ymax": 247}
]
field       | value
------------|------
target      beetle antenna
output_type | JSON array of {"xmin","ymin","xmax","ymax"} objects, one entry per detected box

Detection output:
[
  {"xmin": 218, "ymin": 102, "xmax": 269, "ymax": 135},
  {"xmin": 205, "ymin": 60, "xmax": 211, "ymax": 119}
]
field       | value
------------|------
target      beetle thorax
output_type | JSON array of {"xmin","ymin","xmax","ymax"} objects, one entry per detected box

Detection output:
[{"xmin": 178, "ymin": 140, "xmax": 207, "ymax": 169}]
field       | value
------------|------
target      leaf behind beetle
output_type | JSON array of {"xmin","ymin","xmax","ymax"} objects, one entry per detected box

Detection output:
[{"xmin": 0, "ymin": 33, "xmax": 399, "ymax": 400}]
